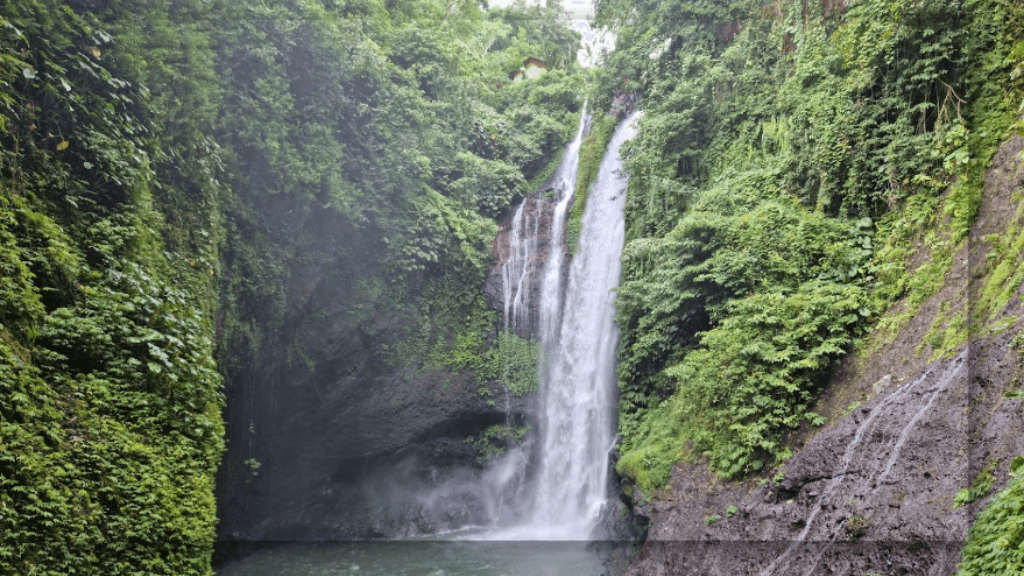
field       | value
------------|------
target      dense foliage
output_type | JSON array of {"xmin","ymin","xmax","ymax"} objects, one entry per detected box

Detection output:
[
  {"xmin": 0, "ymin": 1, "xmax": 224, "ymax": 573},
  {"xmin": 4, "ymin": 0, "xmax": 1023, "ymax": 570},
  {"xmin": 210, "ymin": 0, "xmax": 584, "ymax": 382},
  {"xmin": 478, "ymin": 331, "xmax": 541, "ymax": 396},
  {"xmin": 596, "ymin": 0, "xmax": 1024, "ymax": 489},
  {"xmin": 566, "ymin": 111, "xmax": 617, "ymax": 254},
  {"xmin": 0, "ymin": 0, "xmax": 583, "ymax": 572},
  {"xmin": 955, "ymin": 457, "xmax": 1024, "ymax": 575}
]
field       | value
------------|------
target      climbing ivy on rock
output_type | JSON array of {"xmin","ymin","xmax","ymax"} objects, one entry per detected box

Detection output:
[{"xmin": 0, "ymin": 1, "xmax": 224, "ymax": 574}]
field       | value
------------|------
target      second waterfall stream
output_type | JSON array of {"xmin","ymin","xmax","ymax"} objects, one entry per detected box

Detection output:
[{"xmin": 490, "ymin": 110, "xmax": 641, "ymax": 540}]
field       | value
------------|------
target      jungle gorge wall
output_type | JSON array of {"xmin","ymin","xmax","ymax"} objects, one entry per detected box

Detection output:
[
  {"xmin": 590, "ymin": 0, "xmax": 1024, "ymax": 573},
  {"xmin": 623, "ymin": 134, "xmax": 1024, "ymax": 576},
  {"xmin": 1, "ymin": 0, "xmax": 590, "ymax": 572}
]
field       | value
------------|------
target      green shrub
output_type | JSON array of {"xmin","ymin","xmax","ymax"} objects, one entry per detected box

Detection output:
[
  {"xmin": 567, "ymin": 113, "xmax": 618, "ymax": 254},
  {"xmin": 464, "ymin": 424, "xmax": 529, "ymax": 462},
  {"xmin": 618, "ymin": 280, "xmax": 868, "ymax": 488},
  {"xmin": 479, "ymin": 331, "xmax": 542, "ymax": 396},
  {"xmin": 955, "ymin": 459, "xmax": 999, "ymax": 509},
  {"xmin": 846, "ymin": 515, "xmax": 870, "ymax": 539},
  {"xmin": 956, "ymin": 458, "xmax": 1024, "ymax": 575}
]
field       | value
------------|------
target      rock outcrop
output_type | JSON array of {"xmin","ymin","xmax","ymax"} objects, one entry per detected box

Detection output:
[
  {"xmin": 215, "ymin": 177, "xmax": 579, "ymax": 551},
  {"xmin": 485, "ymin": 193, "xmax": 565, "ymax": 339},
  {"xmin": 214, "ymin": 200, "xmax": 537, "ymax": 547}
]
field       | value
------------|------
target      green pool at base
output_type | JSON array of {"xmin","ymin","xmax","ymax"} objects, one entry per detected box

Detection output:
[{"xmin": 217, "ymin": 540, "xmax": 622, "ymax": 576}]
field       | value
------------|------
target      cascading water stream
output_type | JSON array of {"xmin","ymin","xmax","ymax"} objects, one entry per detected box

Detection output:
[
  {"xmin": 482, "ymin": 109, "xmax": 640, "ymax": 541},
  {"xmin": 501, "ymin": 201, "xmax": 537, "ymax": 333},
  {"xmin": 537, "ymin": 105, "xmax": 587, "ymax": 346},
  {"xmin": 529, "ymin": 112, "xmax": 640, "ymax": 539},
  {"xmin": 501, "ymin": 106, "xmax": 589, "ymax": 336},
  {"xmin": 478, "ymin": 109, "xmax": 590, "ymax": 528}
]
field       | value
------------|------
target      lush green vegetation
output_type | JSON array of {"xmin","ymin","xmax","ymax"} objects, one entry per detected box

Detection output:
[
  {"xmin": 4, "ymin": 0, "xmax": 1024, "ymax": 569},
  {"xmin": 955, "ymin": 457, "xmax": 1024, "ymax": 575},
  {"xmin": 209, "ymin": 0, "xmax": 585, "ymax": 391},
  {"xmin": 0, "ymin": 1, "xmax": 224, "ymax": 573},
  {"xmin": 0, "ymin": 0, "xmax": 583, "ymax": 572},
  {"xmin": 595, "ymin": 0, "xmax": 1024, "ymax": 489},
  {"xmin": 955, "ymin": 459, "xmax": 999, "ymax": 509},
  {"xmin": 567, "ymin": 112, "xmax": 617, "ymax": 254},
  {"xmin": 464, "ymin": 423, "xmax": 528, "ymax": 463},
  {"xmin": 478, "ymin": 331, "xmax": 542, "ymax": 396}
]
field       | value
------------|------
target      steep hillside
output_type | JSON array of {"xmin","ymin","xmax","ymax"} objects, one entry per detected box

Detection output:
[
  {"xmin": 590, "ymin": 0, "xmax": 1024, "ymax": 572},
  {"xmin": 0, "ymin": 2, "xmax": 225, "ymax": 573},
  {"xmin": 624, "ymin": 133, "xmax": 1024, "ymax": 576}
]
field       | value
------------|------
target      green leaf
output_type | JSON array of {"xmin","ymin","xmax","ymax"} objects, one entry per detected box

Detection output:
[{"xmin": 1011, "ymin": 456, "xmax": 1024, "ymax": 477}]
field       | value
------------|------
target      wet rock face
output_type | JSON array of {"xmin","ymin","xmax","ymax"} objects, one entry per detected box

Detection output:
[
  {"xmin": 215, "ymin": 203, "xmax": 535, "ymax": 546},
  {"xmin": 626, "ymin": 343, "xmax": 1023, "ymax": 575},
  {"xmin": 216, "ymin": 319, "xmax": 527, "ymax": 542},
  {"xmin": 217, "ymin": 186, "xmax": 571, "ymax": 548},
  {"xmin": 485, "ymin": 194, "xmax": 563, "ymax": 339}
]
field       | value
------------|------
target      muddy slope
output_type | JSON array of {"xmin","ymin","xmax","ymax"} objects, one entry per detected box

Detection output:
[{"xmin": 624, "ymin": 138, "xmax": 1024, "ymax": 575}]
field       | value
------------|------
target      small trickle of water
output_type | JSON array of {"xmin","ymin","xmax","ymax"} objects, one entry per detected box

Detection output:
[
  {"xmin": 759, "ymin": 349, "xmax": 967, "ymax": 576},
  {"xmin": 501, "ymin": 201, "xmax": 537, "ymax": 333}
]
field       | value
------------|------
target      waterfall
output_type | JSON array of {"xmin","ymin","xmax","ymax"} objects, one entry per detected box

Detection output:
[
  {"xmin": 529, "ymin": 112, "xmax": 639, "ymax": 539},
  {"xmin": 486, "ymin": 109, "xmax": 639, "ymax": 541},
  {"xmin": 501, "ymin": 200, "xmax": 539, "ymax": 333},
  {"xmin": 537, "ymin": 106, "xmax": 587, "ymax": 346},
  {"xmin": 502, "ymin": 106, "xmax": 588, "ymax": 336},
  {"xmin": 477, "ymin": 109, "xmax": 590, "ymax": 528}
]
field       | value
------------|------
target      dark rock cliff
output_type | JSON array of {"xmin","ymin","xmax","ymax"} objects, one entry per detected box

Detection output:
[
  {"xmin": 214, "ymin": 201, "xmax": 537, "ymax": 546},
  {"xmin": 624, "ymin": 137, "xmax": 1024, "ymax": 576},
  {"xmin": 484, "ymin": 193, "xmax": 565, "ymax": 339}
]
